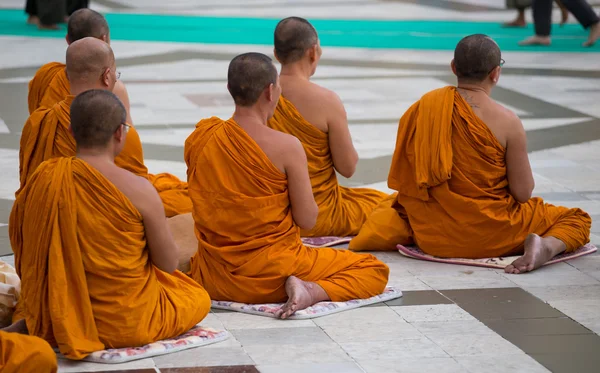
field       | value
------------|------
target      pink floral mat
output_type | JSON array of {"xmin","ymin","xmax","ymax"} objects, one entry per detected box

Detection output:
[
  {"xmin": 397, "ymin": 243, "xmax": 597, "ymax": 269},
  {"xmin": 211, "ymin": 287, "xmax": 402, "ymax": 320},
  {"xmin": 301, "ymin": 236, "xmax": 354, "ymax": 247},
  {"xmin": 58, "ymin": 325, "xmax": 229, "ymax": 364}
]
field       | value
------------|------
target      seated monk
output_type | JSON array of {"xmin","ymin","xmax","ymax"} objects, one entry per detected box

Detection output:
[
  {"xmin": 268, "ymin": 17, "xmax": 387, "ymax": 237},
  {"xmin": 28, "ymin": 8, "xmax": 131, "ymax": 121},
  {"xmin": 350, "ymin": 34, "xmax": 591, "ymax": 274},
  {"xmin": 8, "ymin": 89, "xmax": 210, "ymax": 359},
  {"xmin": 19, "ymin": 37, "xmax": 191, "ymax": 217},
  {"xmin": 185, "ymin": 53, "xmax": 389, "ymax": 318},
  {"xmin": 0, "ymin": 331, "xmax": 57, "ymax": 373}
]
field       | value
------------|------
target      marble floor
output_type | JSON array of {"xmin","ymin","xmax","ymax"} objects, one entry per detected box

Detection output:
[{"xmin": 1, "ymin": 0, "xmax": 600, "ymax": 372}]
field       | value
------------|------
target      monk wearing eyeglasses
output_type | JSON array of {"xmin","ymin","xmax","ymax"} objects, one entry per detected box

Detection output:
[
  {"xmin": 25, "ymin": 9, "xmax": 191, "ymax": 218},
  {"xmin": 8, "ymin": 89, "xmax": 210, "ymax": 360},
  {"xmin": 350, "ymin": 34, "xmax": 591, "ymax": 274}
]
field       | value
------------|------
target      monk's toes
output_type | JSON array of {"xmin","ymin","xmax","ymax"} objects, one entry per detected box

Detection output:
[{"xmin": 504, "ymin": 265, "xmax": 514, "ymax": 273}]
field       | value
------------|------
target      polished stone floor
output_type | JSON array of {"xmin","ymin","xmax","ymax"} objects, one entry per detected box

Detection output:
[{"xmin": 1, "ymin": 0, "xmax": 600, "ymax": 372}]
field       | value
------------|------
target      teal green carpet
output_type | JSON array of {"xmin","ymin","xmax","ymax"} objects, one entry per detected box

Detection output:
[{"xmin": 1, "ymin": 9, "xmax": 597, "ymax": 52}]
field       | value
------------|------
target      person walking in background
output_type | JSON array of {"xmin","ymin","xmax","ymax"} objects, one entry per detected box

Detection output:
[
  {"xmin": 504, "ymin": 0, "xmax": 568, "ymax": 27},
  {"xmin": 26, "ymin": 0, "xmax": 89, "ymax": 30},
  {"xmin": 519, "ymin": 0, "xmax": 600, "ymax": 46}
]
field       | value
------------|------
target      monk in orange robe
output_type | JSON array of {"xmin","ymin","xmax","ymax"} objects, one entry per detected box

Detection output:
[
  {"xmin": 186, "ymin": 53, "xmax": 388, "ymax": 318},
  {"xmin": 8, "ymin": 89, "xmax": 210, "ymax": 360},
  {"xmin": 19, "ymin": 37, "xmax": 191, "ymax": 217},
  {"xmin": 0, "ymin": 331, "xmax": 57, "ymax": 373},
  {"xmin": 350, "ymin": 34, "xmax": 591, "ymax": 274},
  {"xmin": 268, "ymin": 17, "xmax": 387, "ymax": 237}
]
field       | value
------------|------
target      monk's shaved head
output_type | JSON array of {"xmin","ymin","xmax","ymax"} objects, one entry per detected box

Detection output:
[
  {"xmin": 228, "ymin": 52, "xmax": 278, "ymax": 107},
  {"xmin": 66, "ymin": 37, "xmax": 115, "ymax": 84},
  {"xmin": 71, "ymin": 89, "xmax": 126, "ymax": 149},
  {"xmin": 274, "ymin": 17, "xmax": 318, "ymax": 64},
  {"xmin": 67, "ymin": 9, "xmax": 109, "ymax": 43},
  {"xmin": 454, "ymin": 34, "xmax": 502, "ymax": 82}
]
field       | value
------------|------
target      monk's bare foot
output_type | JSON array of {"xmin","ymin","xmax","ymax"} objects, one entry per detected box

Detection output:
[
  {"xmin": 2, "ymin": 319, "xmax": 28, "ymax": 334},
  {"xmin": 503, "ymin": 18, "xmax": 526, "ymax": 28},
  {"xmin": 38, "ymin": 23, "xmax": 60, "ymax": 31},
  {"xmin": 505, "ymin": 234, "xmax": 565, "ymax": 274},
  {"xmin": 519, "ymin": 35, "xmax": 551, "ymax": 46},
  {"xmin": 583, "ymin": 22, "xmax": 600, "ymax": 47},
  {"xmin": 275, "ymin": 276, "xmax": 329, "ymax": 319},
  {"xmin": 26, "ymin": 15, "xmax": 39, "ymax": 25}
]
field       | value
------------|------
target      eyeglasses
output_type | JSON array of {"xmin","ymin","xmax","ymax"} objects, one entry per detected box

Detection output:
[
  {"xmin": 499, "ymin": 58, "xmax": 505, "ymax": 67},
  {"xmin": 116, "ymin": 71, "xmax": 121, "ymax": 80}
]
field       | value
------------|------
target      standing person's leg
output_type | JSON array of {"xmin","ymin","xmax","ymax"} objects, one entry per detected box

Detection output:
[
  {"xmin": 25, "ymin": 0, "xmax": 38, "ymax": 24},
  {"xmin": 504, "ymin": 0, "xmax": 530, "ymax": 27},
  {"xmin": 519, "ymin": 0, "xmax": 553, "ymax": 45},
  {"xmin": 36, "ymin": 0, "xmax": 66, "ymax": 30},
  {"xmin": 67, "ymin": 0, "xmax": 89, "ymax": 16},
  {"xmin": 560, "ymin": 0, "xmax": 600, "ymax": 46}
]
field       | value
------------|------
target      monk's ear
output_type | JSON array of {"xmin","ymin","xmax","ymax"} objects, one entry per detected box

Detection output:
[
  {"xmin": 273, "ymin": 48, "xmax": 282, "ymax": 64},
  {"xmin": 267, "ymin": 83, "xmax": 274, "ymax": 102},
  {"xmin": 65, "ymin": 35, "xmax": 71, "ymax": 45},
  {"xmin": 309, "ymin": 44, "xmax": 318, "ymax": 62},
  {"xmin": 450, "ymin": 59, "xmax": 457, "ymax": 75}
]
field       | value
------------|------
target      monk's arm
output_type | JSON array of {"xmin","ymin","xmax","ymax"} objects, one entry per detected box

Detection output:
[
  {"xmin": 327, "ymin": 92, "xmax": 358, "ymax": 178},
  {"xmin": 285, "ymin": 138, "xmax": 319, "ymax": 229},
  {"xmin": 505, "ymin": 117, "xmax": 535, "ymax": 203},
  {"xmin": 113, "ymin": 80, "xmax": 133, "ymax": 125},
  {"xmin": 135, "ymin": 179, "xmax": 179, "ymax": 273}
]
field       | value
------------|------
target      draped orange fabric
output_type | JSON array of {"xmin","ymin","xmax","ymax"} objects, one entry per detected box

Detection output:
[
  {"xmin": 0, "ymin": 331, "xmax": 57, "ymax": 373},
  {"xmin": 18, "ymin": 96, "xmax": 192, "ymax": 217},
  {"xmin": 352, "ymin": 86, "xmax": 591, "ymax": 257},
  {"xmin": 185, "ymin": 117, "xmax": 389, "ymax": 303},
  {"xmin": 268, "ymin": 97, "xmax": 387, "ymax": 237},
  {"xmin": 9, "ymin": 157, "xmax": 210, "ymax": 360},
  {"xmin": 28, "ymin": 62, "xmax": 66, "ymax": 114}
]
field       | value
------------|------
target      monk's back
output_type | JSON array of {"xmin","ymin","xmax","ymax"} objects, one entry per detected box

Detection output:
[{"xmin": 280, "ymin": 76, "xmax": 330, "ymax": 132}]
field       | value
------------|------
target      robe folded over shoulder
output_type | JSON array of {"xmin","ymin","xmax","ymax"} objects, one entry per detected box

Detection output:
[
  {"xmin": 9, "ymin": 157, "xmax": 210, "ymax": 359},
  {"xmin": 185, "ymin": 117, "xmax": 389, "ymax": 304},
  {"xmin": 28, "ymin": 62, "xmax": 66, "ymax": 114},
  {"xmin": 18, "ymin": 96, "xmax": 192, "ymax": 217},
  {"xmin": 350, "ymin": 86, "xmax": 591, "ymax": 257},
  {"xmin": 268, "ymin": 96, "xmax": 387, "ymax": 237},
  {"xmin": 0, "ymin": 331, "xmax": 58, "ymax": 373}
]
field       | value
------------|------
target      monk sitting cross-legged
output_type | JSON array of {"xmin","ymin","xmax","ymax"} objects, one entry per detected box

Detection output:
[
  {"xmin": 8, "ymin": 89, "xmax": 210, "ymax": 360},
  {"xmin": 185, "ymin": 53, "xmax": 389, "ymax": 318},
  {"xmin": 350, "ymin": 34, "xmax": 591, "ymax": 274},
  {"xmin": 25, "ymin": 9, "xmax": 191, "ymax": 217},
  {"xmin": 19, "ymin": 37, "xmax": 190, "ymax": 217},
  {"xmin": 0, "ymin": 331, "xmax": 57, "ymax": 372},
  {"xmin": 268, "ymin": 17, "xmax": 387, "ymax": 237}
]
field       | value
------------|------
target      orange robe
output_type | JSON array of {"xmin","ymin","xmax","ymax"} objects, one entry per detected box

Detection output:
[
  {"xmin": 185, "ymin": 117, "xmax": 389, "ymax": 303},
  {"xmin": 350, "ymin": 86, "xmax": 591, "ymax": 258},
  {"xmin": 9, "ymin": 157, "xmax": 210, "ymax": 360},
  {"xmin": 18, "ymin": 96, "xmax": 191, "ymax": 217},
  {"xmin": 0, "ymin": 331, "xmax": 57, "ymax": 373},
  {"xmin": 269, "ymin": 97, "xmax": 387, "ymax": 237},
  {"xmin": 28, "ymin": 62, "xmax": 66, "ymax": 114}
]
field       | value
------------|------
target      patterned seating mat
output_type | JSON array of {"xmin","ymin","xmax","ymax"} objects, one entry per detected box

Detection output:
[
  {"xmin": 58, "ymin": 325, "xmax": 229, "ymax": 364},
  {"xmin": 211, "ymin": 287, "xmax": 402, "ymax": 320},
  {"xmin": 397, "ymin": 243, "xmax": 597, "ymax": 269},
  {"xmin": 302, "ymin": 236, "xmax": 354, "ymax": 248}
]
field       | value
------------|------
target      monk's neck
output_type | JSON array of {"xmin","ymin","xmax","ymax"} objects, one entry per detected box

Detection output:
[
  {"xmin": 77, "ymin": 149, "xmax": 116, "ymax": 164},
  {"xmin": 280, "ymin": 63, "xmax": 312, "ymax": 80},
  {"xmin": 70, "ymin": 81, "xmax": 108, "ymax": 97},
  {"xmin": 233, "ymin": 107, "xmax": 268, "ymax": 128},
  {"xmin": 456, "ymin": 83, "xmax": 492, "ymax": 96}
]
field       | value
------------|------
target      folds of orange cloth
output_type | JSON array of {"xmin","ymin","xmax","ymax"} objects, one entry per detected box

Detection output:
[
  {"xmin": 9, "ymin": 157, "xmax": 210, "ymax": 360},
  {"xmin": 185, "ymin": 117, "xmax": 389, "ymax": 304},
  {"xmin": 0, "ymin": 331, "xmax": 58, "ymax": 373},
  {"xmin": 28, "ymin": 62, "xmax": 66, "ymax": 114},
  {"xmin": 18, "ymin": 96, "xmax": 191, "ymax": 217},
  {"xmin": 352, "ymin": 86, "xmax": 591, "ymax": 257},
  {"xmin": 269, "ymin": 96, "xmax": 387, "ymax": 237}
]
